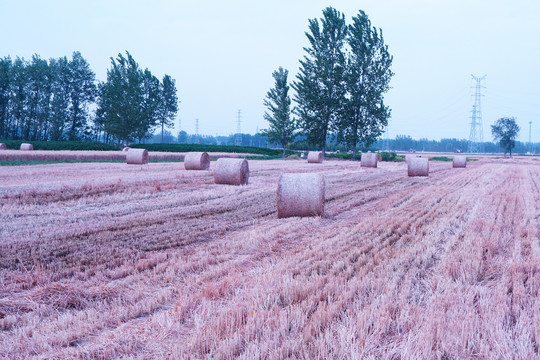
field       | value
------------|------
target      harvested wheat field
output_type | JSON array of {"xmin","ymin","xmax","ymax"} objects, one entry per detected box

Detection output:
[{"xmin": 1, "ymin": 157, "xmax": 540, "ymax": 359}]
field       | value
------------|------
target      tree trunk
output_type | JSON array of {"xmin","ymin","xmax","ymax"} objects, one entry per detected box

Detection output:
[
  {"xmin": 282, "ymin": 146, "xmax": 286, "ymax": 158},
  {"xmin": 352, "ymin": 145, "xmax": 357, "ymax": 160},
  {"xmin": 161, "ymin": 123, "xmax": 164, "ymax": 143}
]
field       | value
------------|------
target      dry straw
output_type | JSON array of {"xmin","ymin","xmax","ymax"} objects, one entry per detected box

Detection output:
[
  {"xmin": 0, "ymin": 143, "xmax": 6, "ymax": 150},
  {"xmin": 122, "ymin": 147, "xmax": 131, "ymax": 152},
  {"xmin": 408, "ymin": 157, "xmax": 429, "ymax": 177},
  {"xmin": 214, "ymin": 158, "xmax": 249, "ymax": 185},
  {"xmin": 184, "ymin": 152, "xmax": 210, "ymax": 170},
  {"xmin": 453, "ymin": 155, "xmax": 467, "ymax": 168},
  {"xmin": 126, "ymin": 148, "xmax": 149, "ymax": 165},
  {"xmin": 307, "ymin": 151, "xmax": 323, "ymax": 163},
  {"xmin": 20, "ymin": 143, "xmax": 33, "ymax": 151},
  {"xmin": 405, "ymin": 154, "xmax": 418, "ymax": 163},
  {"xmin": 361, "ymin": 152, "xmax": 378, "ymax": 168},
  {"xmin": 277, "ymin": 173, "xmax": 325, "ymax": 218}
]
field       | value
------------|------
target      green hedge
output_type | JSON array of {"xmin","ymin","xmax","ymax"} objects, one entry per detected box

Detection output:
[
  {"xmin": 325, "ymin": 151, "xmax": 404, "ymax": 162},
  {"xmin": 0, "ymin": 140, "xmax": 118, "ymax": 151},
  {"xmin": 130, "ymin": 143, "xmax": 293, "ymax": 156}
]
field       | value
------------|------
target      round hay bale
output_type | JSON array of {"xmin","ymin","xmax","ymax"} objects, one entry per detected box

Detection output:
[
  {"xmin": 122, "ymin": 147, "xmax": 131, "ymax": 152},
  {"xmin": 214, "ymin": 158, "xmax": 249, "ymax": 185},
  {"xmin": 408, "ymin": 157, "xmax": 429, "ymax": 177},
  {"xmin": 126, "ymin": 148, "xmax": 149, "ymax": 165},
  {"xmin": 20, "ymin": 143, "xmax": 33, "ymax": 151},
  {"xmin": 453, "ymin": 155, "xmax": 467, "ymax": 168},
  {"xmin": 184, "ymin": 152, "xmax": 210, "ymax": 170},
  {"xmin": 361, "ymin": 152, "xmax": 378, "ymax": 168},
  {"xmin": 0, "ymin": 143, "xmax": 6, "ymax": 150},
  {"xmin": 277, "ymin": 173, "xmax": 325, "ymax": 218},
  {"xmin": 405, "ymin": 154, "xmax": 418, "ymax": 163},
  {"xmin": 307, "ymin": 151, "xmax": 323, "ymax": 163}
]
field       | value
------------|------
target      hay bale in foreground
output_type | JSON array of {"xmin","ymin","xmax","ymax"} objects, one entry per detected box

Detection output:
[
  {"xmin": 277, "ymin": 173, "xmax": 325, "ymax": 218},
  {"xmin": 307, "ymin": 151, "xmax": 323, "ymax": 163},
  {"xmin": 405, "ymin": 154, "xmax": 418, "ymax": 163},
  {"xmin": 0, "ymin": 143, "xmax": 6, "ymax": 150},
  {"xmin": 126, "ymin": 148, "xmax": 149, "ymax": 165},
  {"xmin": 408, "ymin": 157, "xmax": 429, "ymax": 177},
  {"xmin": 453, "ymin": 155, "xmax": 467, "ymax": 168},
  {"xmin": 20, "ymin": 143, "xmax": 33, "ymax": 151},
  {"xmin": 214, "ymin": 158, "xmax": 249, "ymax": 185},
  {"xmin": 184, "ymin": 152, "xmax": 210, "ymax": 170},
  {"xmin": 361, "ymin": 152, "xmax": 378, "ymax": 168}
]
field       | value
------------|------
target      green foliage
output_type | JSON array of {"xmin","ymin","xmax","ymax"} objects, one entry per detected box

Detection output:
[
  {"xmin": 430, "ymin": 156, "xmax": 453, "ymax": 162},
  {"xmin": 0, "ymin": 52, "xmax": 96, "ymax": 141},
  {"xmin": 379, "ymin": 151, "xmax": 397, "ymax": 161},
  {"xmin": 293, "ymin": 7, "xmax": 348, "ymax": 155},
  {"xmin": 129, "ymin": 143, "xmax": 293, "ymax": 156},
  {"xmin": 325, "ymin": 152, "xmax": 360, "ymax": 160},
  {"xmin": 158, "ymin": 74, "xmax": 179, "ymax": 142},
  {"xmin": 491, "ymin": 117, "xmax": 520, "ymax": 156},
  {"xmin": 0, "ymin": 139, "xmax": 117, "ymax": 150},
  {"xmin": 338, "ymin": 10, "xmax": 393, "ymax": 156},
  {"xmin": 261, "ymin": 67, "xmax": 296, "ymax": 158}
]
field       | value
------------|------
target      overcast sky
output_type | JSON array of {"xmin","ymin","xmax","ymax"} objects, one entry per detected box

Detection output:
[{"xmin": 1, "ymin": 0, "xmax": 539, "ymax": 141}]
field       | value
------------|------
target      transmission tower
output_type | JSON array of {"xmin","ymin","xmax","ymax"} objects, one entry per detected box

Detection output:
[
  {"xmin": 195, "ymin": 118, "xmax": 199, "ymax": 136},
  {"xmin": 529, "ymin": 121, "xmax": 532, "ymax": 153},
  {"xmin": 468, "ymin": 75, "xmax": 486, "ymax": 153},
  {"xmin": 235, "ymin": 110, "xmax": 242, "ymax": 146}
]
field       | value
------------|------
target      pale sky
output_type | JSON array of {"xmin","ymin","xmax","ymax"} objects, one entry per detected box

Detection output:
[{"xmin": 1, "ymin": 0, "xmax": 539, "ymax": 142}]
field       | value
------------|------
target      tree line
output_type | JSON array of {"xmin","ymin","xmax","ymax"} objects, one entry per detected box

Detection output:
[
  {"xmin": 262, "ymin": 7, "xmax": 393, "ymax": 157},
  {"xmin": 0, "ymin": 51, "xmax": 178, "ymax": 144}
]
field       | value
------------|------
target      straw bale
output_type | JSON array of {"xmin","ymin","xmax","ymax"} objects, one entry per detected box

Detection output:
[
  {"xmin": 20, "ymin": 143, "xmax": 33, "ymax": 151},
  {"xmin": 405, "ymin": 154, "xmax": 418, "ymax": 163},
  {"xmin": 307, "ymin": 151, "xmax": 323, "ymax": 163},
  {"xmin": 214, "ymin": 158, "xmax": 249, "ymax": 185},
  {"xmin": 126, "ymin": 148, "xmax": 149, "ymax": 165},
  {"xmin": 184, "ymin": 152, "xmax": 210, "ymax": 170},
  {"xmin": 408, "ymin": 157, "xmax": 429, "ymax": 177},
  {"xmin": 453, "ymin": 155, "xmax": 467, "ymax": 168},
  {"xmin": 0, "ymin": 143, "xmax": 6, "ymax": 150},
  {"xmin": 361, "ymin": 152, "xmax": 378, "ymax": 168},
  {"xmin": 122, "ymin": 147, "xmax": 131, "ymax": 152},
  {"xmin": 277, "ymin": 173, "xmax": 325, "ymax": 218}
]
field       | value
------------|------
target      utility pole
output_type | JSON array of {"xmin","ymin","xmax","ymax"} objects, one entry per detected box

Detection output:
[
  {"xmin": 468, "ymin": 75, "xmax": 486, "ymax": 153},
  {"xmin": 235, "ymin": 109, "xmax": 242, "ymax": 146},
  {"xmin": 195, "ymin": 118, "xmax": 199, "ymax": 136}
]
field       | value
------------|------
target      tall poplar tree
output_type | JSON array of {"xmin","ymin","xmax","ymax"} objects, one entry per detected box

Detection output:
[
  {"xmin": 67, "ymin": 52, "xmax": 96, "ymax": 140},
  {"xmin": 261, "ymin": 67, "xmax": 296, "ymax": 158},
  {"xmin": 293, "ymin": 7, "xmax": 348, "ymax": 155},
  {"xmin": 338, "ymin": 10, "xmax": 393, "ymax": 157},
  {"xmin": 158, "ymin": 74, "xmax": 178, "ymax": 142}
]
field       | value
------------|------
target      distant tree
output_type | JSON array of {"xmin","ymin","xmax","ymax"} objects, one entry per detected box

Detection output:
[
  {"xmin": 338, "ymin": 10, "xmax": 393, "ymax": 157},
  {"xmin": 48, "ymin": 57, "xmax": 71, "ymax": 141},
  {"xmin": 9, "ymin": 57, "xmax": 28, "ymax": 139},
  {"xmin": 0, "ymin": 57, "xmax": 12, "ymax": 139},
  {"xmin": 99, "ymin": 51, "xmax": 162, "ymax": 144},
  {"xmin": 293, "ymin": 7, "xmax": 348, "ymax": 155},
  {"xmin": 157, "ymin": 74, "xmax": 179, "ymax": 142},
  {"xmin": 491, "ymin": 117, "xmax": 520, "ymax": 157},
  {"xmin": 177, "ymin": 130, "xmax": 188, "ymax": 143},
  {"xmin": 261, "ymin": 67, "xmax": 296, "ymax": 158},
  {"xmin": 67, "ymin": 52, "xmax": 96, "ymax": 140}
]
